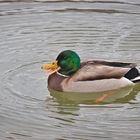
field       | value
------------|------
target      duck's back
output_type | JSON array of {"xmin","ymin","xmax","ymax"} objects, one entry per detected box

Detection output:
[{"xmin": 72, "ymin": 60, "xmax": 135, "ymax": 82}]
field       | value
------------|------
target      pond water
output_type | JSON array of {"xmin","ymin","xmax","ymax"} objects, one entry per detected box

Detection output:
[{"xmin": 0, "ymin": 0, "xmax": 140, "ymax": 140}]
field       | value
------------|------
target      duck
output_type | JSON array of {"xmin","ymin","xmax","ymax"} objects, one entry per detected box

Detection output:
[{"xmin": 41, "ymin": 50, "xmax": 140, "ymax": 93}]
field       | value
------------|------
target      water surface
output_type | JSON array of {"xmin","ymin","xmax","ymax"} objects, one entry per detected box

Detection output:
[{"xmin": 0, "ymin": 0, "xmax": 140, "ymax": 140}]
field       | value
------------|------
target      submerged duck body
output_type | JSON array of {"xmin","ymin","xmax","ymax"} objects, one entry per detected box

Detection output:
[{"xmin": 42, "ymin": 50, "xmax": 140, "ymax": 93}]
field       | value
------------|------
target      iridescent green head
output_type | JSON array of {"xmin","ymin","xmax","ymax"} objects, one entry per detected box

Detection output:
[{"xmin": 56, "ymin": 50, "xmax": 81, "ymax": 76}]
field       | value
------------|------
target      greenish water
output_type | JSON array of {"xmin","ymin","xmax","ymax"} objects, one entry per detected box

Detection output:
[{"xmin": 0, "ymin": 0, "xmax": 140, "ymax": 140}]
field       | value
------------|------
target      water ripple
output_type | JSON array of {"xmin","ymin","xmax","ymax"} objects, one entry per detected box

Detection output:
[
  {"xmin": 0, "ymin": 1, "xmax": 140, "ymax": 140},
  {"xmin": 50, "ymin": 8, "xmax": 140, "ymax": 15}
]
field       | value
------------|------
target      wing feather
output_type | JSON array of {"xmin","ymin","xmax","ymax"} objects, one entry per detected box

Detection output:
[{"xmin": 72, "ymin": 60, "xmax": 135, "ymax": 81}]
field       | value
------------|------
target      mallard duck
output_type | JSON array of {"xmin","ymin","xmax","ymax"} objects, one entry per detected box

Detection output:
[{"xmin": 41, "ymin": 50, "xmax": 140, "ymax": 93}]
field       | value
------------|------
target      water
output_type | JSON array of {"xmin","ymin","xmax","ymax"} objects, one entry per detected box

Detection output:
[{"xmin": 0, "ymin": 0, "xmax": 140, "ymax": 140}]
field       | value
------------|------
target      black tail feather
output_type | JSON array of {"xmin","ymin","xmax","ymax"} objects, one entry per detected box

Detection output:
[{"xmin": 124, "ymin": 67, "xmax": 140, "ymax": 83}]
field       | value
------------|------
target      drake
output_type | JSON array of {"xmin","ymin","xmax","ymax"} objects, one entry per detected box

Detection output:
[{"xmin": 41, "ymin": 50, "xmax": 140, "ymax": 93}]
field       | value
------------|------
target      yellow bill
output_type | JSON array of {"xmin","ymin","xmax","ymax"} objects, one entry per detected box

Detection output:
[{"xmin": 41, "ymin": 60, "xmax": 60, "ymax": 76}]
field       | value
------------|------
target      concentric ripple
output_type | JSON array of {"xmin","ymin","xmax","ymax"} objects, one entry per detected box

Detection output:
[{"xmin": 2, "ymin": 61, "xmax": 47, "ymax": 101}]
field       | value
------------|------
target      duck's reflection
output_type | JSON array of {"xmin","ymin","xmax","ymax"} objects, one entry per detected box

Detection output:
[
  {"xmin": 45, "ymin": 84, "xmax": 140, "ymax": 127},
  {"xmin": 48, "ymin": 84, "xmax": 140, "ymax": 105},
  {"xmin": 45, "ymin": 96, "xmax": 80, "ymax": 126}
]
